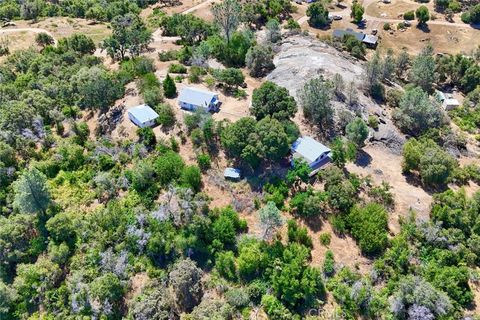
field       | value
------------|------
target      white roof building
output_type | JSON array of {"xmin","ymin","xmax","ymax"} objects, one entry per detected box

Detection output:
[
  {"xmin": 291, "ymin": 136, "xmax": 331, "ymax": 170},
  {"xmin": 224, "ymin": 168, "xmax": 241, "ymax": 180},
  {"xmin": 127, "ymin": 104, "xmax": 159, "ymax": 128},
  {"xmin": 443, "ymin": 98, "xmax": 460, "ymax": 110},
  {"xmin": 178, "ymin": 87, "xmax": 220, "ymax": 112}
]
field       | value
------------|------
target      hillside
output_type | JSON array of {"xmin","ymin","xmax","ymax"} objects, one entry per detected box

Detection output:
[{"xmin": 0, "ymin": 0, "xmax": 480, "ymax": 319}]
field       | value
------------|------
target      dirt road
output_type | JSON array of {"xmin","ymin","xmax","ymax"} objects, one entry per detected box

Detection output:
[
  {"xmin": 181, "ymin": 0, "xmax": 215, "ymax": 14},
  {"xmin": 0, "ymin": 27, "xmax": 57, "ymax": 44}
]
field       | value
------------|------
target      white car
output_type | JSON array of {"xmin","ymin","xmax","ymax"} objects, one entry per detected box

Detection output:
[{"xmin": 332, "ymin": 15, "xmax": 343, "ymax": 20}]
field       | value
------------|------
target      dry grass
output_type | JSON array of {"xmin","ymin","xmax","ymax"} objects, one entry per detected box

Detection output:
[{"xmin": 378, "ymin": 23, "xmax": 480, "ymax": 55}]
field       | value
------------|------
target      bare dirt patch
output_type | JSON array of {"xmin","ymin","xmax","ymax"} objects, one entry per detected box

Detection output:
[
  {"xmin": 378, "ymin": 23, "xmax": 480, "ymax": 55},
  {"xmin": 346, "ymin": 144, "xmax": 432, "ymax": 232},
  {"xmin": 17, "ymin": 17, "xmax": 110, "ymax": 44}
]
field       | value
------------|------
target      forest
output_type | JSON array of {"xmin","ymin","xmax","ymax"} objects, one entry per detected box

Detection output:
[{"xmin": 0, "ymin": 0, "xmax": 480, "ymax": 319}]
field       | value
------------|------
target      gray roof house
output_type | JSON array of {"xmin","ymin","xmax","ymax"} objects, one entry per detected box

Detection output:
[
  {"xmin": 291, "ymin": 136, "xmax": 331, "ymax": 174},
  {"xmin": 127, "ymin": 104, "xmax": 159, "ymax": 128},
  {"xmin": 333, "ymin": 28, "xmax": 378, "ymax": 47},
  {"xmin": 178, "ymin": 87, "xmax": 220, "ymax": 112}
]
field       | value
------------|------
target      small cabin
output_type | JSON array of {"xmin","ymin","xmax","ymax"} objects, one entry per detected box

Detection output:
[
  {"xmin": 127, "ymin": 104, "xmax": 159, "ymax": 128},
  {"xmin": 224, "ymin": 168, "xmax": 241, "ymax": 181}
]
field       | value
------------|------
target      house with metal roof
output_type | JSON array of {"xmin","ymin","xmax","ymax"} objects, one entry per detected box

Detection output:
[
  {"xmin": 127, "ymin": 104, "xmax": 159, "ymax": 128},
  {"xmin": 291, "ymin": 136, "xmax": 331, "ymax": 171},
  {"xmin": 332, "ymin": 28, "xmax": 378, "ymax": 47},
  {"xmin": 178, "ymin": 87, "xmax": 220, "ymax": 112}
]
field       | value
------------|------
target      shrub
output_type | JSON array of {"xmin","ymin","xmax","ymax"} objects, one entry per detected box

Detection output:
[
  {"xmin": 225, "ymin": 288, "xmax": 250, "ymax": 309},
  {"xmin": 368, "ymin": 115, "xmax": 379, "ymax": 129},
  {"xmin": 168, "ymin": 63, "xmax": 187, "ymax": 73},
  {"xmin": 287, "ymin": 220, "xmax": 313, "ymax": 248},
  {"xmin": 383, "ymin": 23, "xmax": 391, "ymax": 30},
  {"xmin": 402, "ymin": 138, "xmax": 457, "ymax": 187},
  {"xmin": 196, "ymin": 153, "xmax": 211, "ymax": 171},
  {"xmin": 323, "ymin": 250, "xmax": 335, "ymax": 276},
  {"xmin": 158, "ymin": 50, "xmax": 178, "ymax": 61},
  {"xmin": 154, "ymin": 151, "xmax": 185, "ymax": 185},
  {"xmin": 137, "ymin": 127, "xmax": 156, "ymax": 147},
  {"xmin": 347, "ymin": 203, "xmax": 388, "ymax": 255},
  {"xmin": 180, "ymin": 165, "xmax": 202, "ymax": 191},
  {"xmin": 188, "ymin": 66, "xmax": 206, "ymax": 83},
  {"xmin": 215, "ymin": 251, "xmax": 236, "ymax": 281},
  {"xmin": 403, "ymin": 10, "xmax": 415, "ymax": 20},
  {"xmin": 319, "ymin": 232, "xmax": 331, "ymax": 246},
  {"xmin": 155, "ymin": 103, "xmax": 176, "ymax": 128},
  {"xmin": 461, "ymin": 12, "xmax": 471, "ymax": 24}
]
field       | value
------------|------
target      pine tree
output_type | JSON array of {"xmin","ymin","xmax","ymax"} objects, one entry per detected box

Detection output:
[{"xmin": 163, "ymin": 74, "xmax": 177, "ymax": 98}]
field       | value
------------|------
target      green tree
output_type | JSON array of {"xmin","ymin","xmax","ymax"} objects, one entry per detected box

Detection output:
[
  {"xmin": 163, "ymin": 74, "xmax": 177, "ymax": 98},
  {"xmin": 72, "ymin": 66, "xmax": 123, "ymax": 110},
  {"xmin": 211, "ymin": 0, "xmax": 241, "ymax": 45},
  {"xmin": 256, "ymin": 116, "xmax": 290, "ymax": 161},
  {"xmin": 13, "ymin": 167, "xmax": 51, "ymax": 215},
  {"xmin": 323, "ymin": 250, "xmax": 335, "ymax": 276},
  {"xmin": 393, "ymin": 87, "xmax": 444, "ymax": 136},
  {"xmin": 266, "ymin": 18, "xmax": 281, "ymax": 43},
  {"xmin": 410, "ymin": 44, "xmax": 436, "ymax": 93},
  {"xmin": 89, "ymin": 272, "xmax": 125, "ymax": 316},
  {"xmin": 169, "ymin": 258, "xmax": 203, "ymax": 313},
  {"xmin": 212, "ymin": 68, "xmax": 245, "ymax": 89},
  {"xmin": 402, "ymin": 138, "xmax": 457, "ymax": 187},
  {"xmin": 416, "ymin": 5, "xmax": 430, "ymax": 25},
  {"xmin": 346, "ymin": 117, "xmax": 369, "ymax": 148},
  {"xmin": 468, "ymin": 4, "xmax": 480, "ymax": 24},
  {"xmin": 351, "ymin": 0, "xmax": 365, "ymax": 24},
  {"xmin": 330, "ymin": 138, "xmax": 357, "ymax": 168},
  {"xmin": 297, "ymin": 76, "xmax": 333, "ymax": 129},
  {"xmin": 58, "ymin": 34, "xmax": 96, "ymax": 54},
  {"xmin": 348, "ymin": 203, "xmax": 389, "ymax": 255},
  {"xmin": 20, "ymin": 0, "xmax": 44, "ymax": 21},
  {"xmin": 245, "ymin": 44, "xmax": 275, "ymax": 77},
  {"xmin": 271, "ymin": 243, "xmax": 326, "ymax": 309},
  {"xmin": 155, "ymin": 151, "xmax": 185, "ymax": 186},
  {"xmin": 286, "ymin": 159, "xmax": 311, "ymax": 188},
  {"xmin": 259, "ymin": 201, "xmax": 283, "ymax": 240},
  {"xmin": 102, "ymin": 13, "xmax": 152, "ymax": 60},
  {"xmin": 13, "ymin": 256, "xmax": 61, "ymax": 310},
  {"xmin": 215, "ymin": 251, "xmax": 237, "ymax": 280},
  {"xmin": 0, "ymin": 281, "xmax": 16, "ymax": 319},
  {"xmin": 262, "ymin": 294, "xmax": 294, "ymax": 320},
  {"xmin": 180, "ymin": 165, "xmax": 202, "ymax": 192},
  {"xmin": 221, "ymin": 117, "xmax": 257, "ymax": 160},
  {"xmin": 137, "ymin": 127, "xmax": 156, "ymax": 147},
  {"xmin": 307, "ymin": 2, "xmax": 329, "ymax": 28},
  {"xmin": 251, "ymin": 81, "xmax": 297, "ymax": 120}
]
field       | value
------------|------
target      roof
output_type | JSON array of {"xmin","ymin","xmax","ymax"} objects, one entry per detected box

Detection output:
[
  {"xmin": 178, "ymin": 87, "xmax": 218, "ymax": 107},
  {"xmin": 435, "ymin": 90, "xmax": 446, "ymax": 102},
  {"xmin": 444, "ymin": 98, "xmax": 460, "ymax": 106},
  {"xmin": 363, "ymin": 34, "xmax": 378, "ymax": 45},
  {"xmin": 127, "ymin": 104, "xmax": 159, "ymax": 123},
  {"xmin": 332, "ymin": 28, "xmax": 365, "ymax": 42},
  {"xmin": 224, "ymin": 168, "xmax": 241, "ymax": 179},
  {"xmin": 291, "ymin": 137, "xmax": 331, "ymax": 164}
]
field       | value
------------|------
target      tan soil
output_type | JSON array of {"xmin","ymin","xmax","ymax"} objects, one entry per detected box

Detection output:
[{"xmin": 346, "ymin": 144, "xmax": 433, "ymax": 233}]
